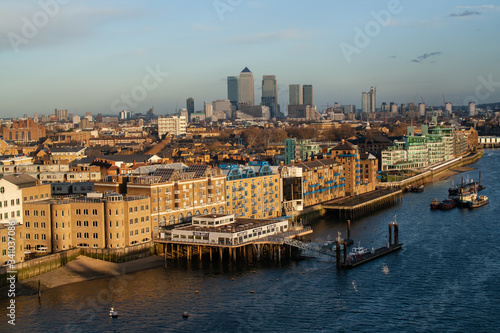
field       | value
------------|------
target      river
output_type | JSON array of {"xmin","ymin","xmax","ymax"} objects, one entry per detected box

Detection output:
[{"xmin": 1, "ymin": 150, "xmax": 500, "ymax": 332}]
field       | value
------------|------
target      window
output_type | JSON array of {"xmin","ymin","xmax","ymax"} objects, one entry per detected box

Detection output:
[
  {"xmin": 129, "ymin": 219, "xmax": 133, "ymax": 225},
  {"xmin": 93, "ymin": 221, "xmax": 98, "ymax": 227},
  {"xmin": 34, "ymin": 222, "xmax": 38, "ymax": 228},
  {"xmin": 76, "ymin": 221, "xmax": 82, "ymax": 227},
  {"xmin": 25, "ymin": 221, "xmax": 30, "ymax": 228},
  {"xmin": 41, "ymin": 210, "xmax": 45, "ymax": 216},
  {"xmin": 141, "ymin": 228, "xmax": 144, "ymax": 234},
  {"xmin": 93, "ymin": 209, "xmax": 98, "ymax": 215},
  {"xmin": 16, "ymin": 211, "xmax": 20, "ymax": 217},
  {"xmin": 25, "ymin": 210, "xmax": 29, "ymax": 216},
  {"xmin": 1, "ymin": 236, "xmax": 5, "ymax": 243},
  {"xmin": 62, "ymin": 223, "xmax": 65, "ymax": 229},
  {"xmin": 109, "ymin": 233, "xmax": 112, "ymax": 239},
  {"xmin": 134, "ymin": 207, "xmax": 138, "ymax": 212},
  {"xmin": 41, "ymin": 222, "xmax": 46, "ymax": 228},
  {"xmin": 135, "ymin": 218, "xmax": 138, "ymax": 224},
  {"xmin": 141, "ymin": 217, "xmax": 145, "ymax": 223},
  {"xmin": 83, "ymin": 209, "xmax": 88, "ymax": 215},
  {"xmin": 26, "ymin": 234, "xmax": 30, "ymax": 240},
  {"xmin": 11, "ymin": 200, "xmax": 15, "ymax": 206},
  {"xmin": 116, "ymin": 221, "xmax": 119, "ymax": 227},
  {"xmin": 135, "ymin": 230, "xmax": 138, "ymax": 235},
  {"xmin": 77, "ymin": 232, "xmax": 81, "ymax": 239},
  {"xmin": 75, "ymin": 209, "xmax": 81, "ymax": 215},
  {"xmin": 130, "ymin": 231, "xmax": 133, "ymax": 236},
  {"xmin": 93, "ymin": 233, "xmax": 98, "ymax": 239},
  {"xmin": 146, "ymin": 227, "xmax": 149, "ymax": 233},
  {"xmin": 84, "ymin": 221, "xmax": 89, "ymax": 227},
  {"xmin": 41, "ymin": 234, "xmax": 46, "ymax": 240},
  {"xmin": 84, "ymin": 233, "xmax": 89, "ymax": 239},
  {"xmin": 129, "ymin": 208, "xmax": 133, "ymax": 213},
  {"xmin": 16, "ymin": 199, "xmax": 20, "ymax": 205}
]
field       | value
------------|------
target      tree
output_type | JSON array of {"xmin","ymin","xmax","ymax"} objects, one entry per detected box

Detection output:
[{"xmin": 241, "ymin": 127, "xmax": 262, "ymax": 148}]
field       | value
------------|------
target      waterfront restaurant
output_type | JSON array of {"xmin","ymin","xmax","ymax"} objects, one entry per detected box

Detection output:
[{"xmin": 169, "ymin": 214, "xmax": 289, "ymax": 246}]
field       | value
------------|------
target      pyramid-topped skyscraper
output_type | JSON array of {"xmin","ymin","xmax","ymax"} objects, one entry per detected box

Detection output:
[{"xmin": 239, "ymin": 67, "xmax": 254, "ymax": 106}]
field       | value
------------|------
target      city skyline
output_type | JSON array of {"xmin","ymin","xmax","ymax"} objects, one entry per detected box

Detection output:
[{"xmin": 1, "ymin": 0, "xmax": 500, "ymax": 118}]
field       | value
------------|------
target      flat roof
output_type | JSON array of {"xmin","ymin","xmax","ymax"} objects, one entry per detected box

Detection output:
[{"xmin": 175, "ymin": 218, "xmax": 286, "ymax": 234}]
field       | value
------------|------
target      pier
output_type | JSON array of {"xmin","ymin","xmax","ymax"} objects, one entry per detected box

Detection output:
[
  {"xmin": 337, "ymin": 219, "xmax": 402, "ymax": 269},
  {"xmin": 323, "ymin": 189, "xmax": 403, "ymax": 219}
]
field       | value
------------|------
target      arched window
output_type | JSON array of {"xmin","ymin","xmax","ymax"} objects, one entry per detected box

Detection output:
[
  {"xmin": 203, "ymin": 209, "xmax": 208, "ymax": 215},
  {"xmin": 169, "ymin": 215, "xmax": 175, "ymax": 225},
  {"xmin": 211, "ymin": 208, "xmax": 216, "ymax": 214},
  {"xmin": 159, "ymin": 216, "xmax": 167, "ymax": 227},
  {"xmin": 195, "ymin": 210, "xmax": 200, "ymax": 216},
  {"xmin": 219, "ymin": 207, "xmax": 224, "ymax": 214},
  {"xmin": 186, "ymin": 212, "xmax": 192, "ymax": 222},
  {"xmin": 178, "ymin": 213, "xmax": 184, "ymax": 224}
]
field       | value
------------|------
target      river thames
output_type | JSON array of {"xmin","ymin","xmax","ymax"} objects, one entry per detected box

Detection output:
[{"xmin": 1, "ymin": 150, "xmax": 500, "ymax": 332}]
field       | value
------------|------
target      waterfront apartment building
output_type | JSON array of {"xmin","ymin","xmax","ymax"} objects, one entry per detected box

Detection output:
[
  {"xmin": 96, "ymin": 165, "xmax": 227, "ymax": 237},
  {"xmin": 21, "ymin": 193, "xmax": 151, "ymax": 254},
  {"xmin": 293, "ymin": 158, "xmax": 345, "ymax": 207},
  {"xmin": 158, "ymin": 116, "xmax": 187, "ymax": 137},
  {"xmin": 220, "ymin": 162, "xmax": 281, "ymax": 219},
  {"xmin": 328, "ymin": 140, "xmax": 379, "ymax": 196}
]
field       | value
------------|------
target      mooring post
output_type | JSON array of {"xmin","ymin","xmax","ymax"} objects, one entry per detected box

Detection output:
[
  {"xmin": 394, "ymin": 224, "xmax": 399, "ymax": 245},
  {"xmin": 388, "ymin": 225, "xmax": 392, "ymax": 246},
  {"xmin": 336, "ymin": 240, "xmax": 341, "ymax": 268},
  {"xmin": 347, "ymin": 220, "xmax": 351, "ymax": 240}
]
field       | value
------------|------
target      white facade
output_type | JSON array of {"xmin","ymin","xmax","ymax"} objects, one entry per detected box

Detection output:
[
  {"xmin": 158, "ymin": 116, "xmax": 187, "ymax": 137},
  {"xmin": 204, "ymin": 102, "xmax": 214, "ymax": 118},
  {"xmin": 419, "ymin": 103, "xmax": 426, "ymax": 117},
  {"xmin": 469, "ymin": 102, "xmax": 476, "ymax": 117},
  {"xmin": 239, "ymin": 70, "xmax": 255, "ymax": 106},
  {"xmin": 0, "ymin": 180, "xmax": 23, "ymax": 226}
]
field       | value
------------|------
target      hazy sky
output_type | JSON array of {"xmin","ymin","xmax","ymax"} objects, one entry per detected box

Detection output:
[{"xmin": 1, "ymin": 0, "xmax": 500, "ymax": 118}]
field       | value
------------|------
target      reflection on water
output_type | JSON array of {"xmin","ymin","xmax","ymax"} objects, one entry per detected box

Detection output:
[{"xmin": 1, "ymin": 151, "xmax": 500, "ymax": 332}]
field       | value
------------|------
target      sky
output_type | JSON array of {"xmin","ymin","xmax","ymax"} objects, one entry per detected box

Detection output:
[{"xmin": 1, "ymin": 0, "xmax": 500, "ymax": 118}]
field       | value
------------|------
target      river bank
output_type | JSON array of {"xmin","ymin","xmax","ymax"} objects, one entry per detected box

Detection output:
[{"xmin": 1, "ymin": 255, "xmax": 164, "ymax": 299}]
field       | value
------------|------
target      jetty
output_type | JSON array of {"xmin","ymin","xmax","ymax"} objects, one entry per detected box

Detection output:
[
  {"xmin": 323, "ymin": 189, "xmax": 402, "ymax": 219},
  {"xmin": 336, "ymin": 219, "xmax": 402, "ymax": 269}
]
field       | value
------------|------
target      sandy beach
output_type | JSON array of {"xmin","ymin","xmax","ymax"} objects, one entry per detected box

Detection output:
[{"xmin": 2, "ymin": 255, "xmax": 164, "ymax": 298}]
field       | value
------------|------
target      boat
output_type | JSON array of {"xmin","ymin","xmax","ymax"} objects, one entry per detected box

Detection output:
[
  {"xmin": 438, "ymin": 198, "xmax": 457, "ymax": 210},
  {"xmin": 348, "ymin": 242, "xmax": 370, "ymax": 259},
  {"xmin": 468, "ymin": 195, "xmax": 489, "ymax": 209},
  {"xmin": 411, "ymin": 184, "xmax": 424, "ymax": 193},
  {"xmin": 457, "ymin": 193, "xmax": 477, "ymax": 207},
  {"xmin": 449, "ymin": 173, "xmax": 485, "ymax": 196},
  {"xmin": 430, "ymin": 198, "xmax": 440, "ymax": 209},
  {"xmin": 110, "ymin": 306, "xmax": 118, "ymax": 318}
]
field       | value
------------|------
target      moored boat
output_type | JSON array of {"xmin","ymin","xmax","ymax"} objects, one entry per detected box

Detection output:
[
  {"xmin": 430, "ymin": 198, "xmax": 440, "ymax": 209},
  {"xmin": 468, "ymin": 195, "xmax": 489, "ymax": 209},
  {"xmin": 438, "ymin": 198, "xmax": 457, "ymax": 210}
]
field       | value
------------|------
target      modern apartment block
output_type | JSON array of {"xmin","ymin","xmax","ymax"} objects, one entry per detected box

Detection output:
[
  {"xmin": 284, "ymin": 139, "xmax": 320, "ymax": 164},
  {"xmin": 220, "ymin": 162, "xmax": 281, "ymax": 219},
  {"xmin": 158, "ymin": 115, "xmax": 187, "ymax": 137}
]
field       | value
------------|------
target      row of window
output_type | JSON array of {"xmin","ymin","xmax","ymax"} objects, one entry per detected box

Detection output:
[
  {"xmin": 128, "ymin": 205, "xmax": 149, "ymax": 213},
  {"xmin": 25, "ymin": 222, "xmax": 47, "ymax": 228},
  {"xmin": 0, "ymin": 199, "xmax": 20, "ymax": 208},
  {"xmin": 23, "ymin": 193, "xmax": 50, "ymax": 201},
  {"xmin": 24, "ymin": 234, "xmax": 47, "ymax": 240},
  {"xmin": 129, "ymin": 227, "xmax": 149, "ymax": 236},
  {"xmin": 0, "ymin": 211, "xmax": 20, "ymax": 220},
  {"xmin": 24, "ymin": 210, "xmax": 46, "ymax": 216},
  {"xmin": 76, "ymin": 232, "xmax": 98, "ymax": 239},
  {"xmin": 129, "ymin": 216, "xmax": 149, "ymax": 224}
]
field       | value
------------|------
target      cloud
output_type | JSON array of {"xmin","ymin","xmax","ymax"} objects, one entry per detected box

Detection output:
[
  {"xmin": 224, "ymin": 29, "xmax": 306, "ymax": 45},
  {"xmin": 0, "ymin": 4, "xmax": 138, "ymax": 53},
  {"xmin": 411, "ymin": 52, "xmax": 442, "ymax": 63},
  {"xmin": 449, "ymin": 10, "xmax": 481, "ymax": 17}
]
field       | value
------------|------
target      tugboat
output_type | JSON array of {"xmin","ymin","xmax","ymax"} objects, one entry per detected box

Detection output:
[
  {"xmin": 468, "ymin": 195, "xmax": 489, "ymax": 208},
  {"xmin": 438, "ymin": 198, "xmax": 457, "ymax": 210},
  {"xmin": 430, "ymin": 198, "xmax": 440, "ymax": 209}
]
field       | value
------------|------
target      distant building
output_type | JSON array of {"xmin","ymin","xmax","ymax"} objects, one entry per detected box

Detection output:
[
  {"xmin": 158, "ymin": 116, "xmax": 187, "ymax": 137},
  {"xmin": 239, "ymin": 67, "xmax": 254, "ymax": 106},
  {"xmin": 119, "ymin": 110, "xmax": 132, "ymax": 120},
  {"xmin": 289, "ymin": 84, "xmax": 303, "ymax": 105},
  {"xmin": 212, "ymin": 99, "xmax": 231, "ymax": 119},
  {"xmin": 186, "ymin": 97, "xmax": 194, "ymax": 117},
  {"xmin": 445, "ymin": 103, "xmax": 452, "ymax": 117},
  {"xmin": 303, "ymin": 84, "xmax": 314, "ymax": 106},
  {"xmin": 1, "ymin": 118, "xmax": 46, "ymax": 143},
  {"xmin": 469, "ymin": 102, "xmax": 476, "ymax": 117},
  {"xmin": 261, "ymin": 75, "xmax": 278, "ymax": 119},
  {"xmin": 204, "ymin": 102, "xmax": 214, "ymax": 118},
  {"xmin": 227, "ymin": 76, "xmax": 239, "ymax": 108},
  {"xmin": 55, "ymin": 109, "xmax": 68, "ymax": 121},
  {"xmin": 361, "ymin": 86, "xmax": 376, "ymax": 113},
  {"xmin": 419, "ymin": 103, "xmax": 426, "ymax": 117}
]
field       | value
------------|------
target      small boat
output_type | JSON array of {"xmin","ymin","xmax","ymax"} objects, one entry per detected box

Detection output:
[
  {"xmin": 182, "ymin": 312, "xmax": 189, "ymax": 319},
  {"xmin": 110, "ymin": 307, "xmax": 118, "ymax": 318},
  {"xmin": 430, "ymin": 198, "xmax": 440, "ymax": 209},
  {"xmin": 468, "ymin": 195, "xmax": 489, "ymax": 208},
  {"xmin": 438, "ymin": 198, "xmax": 457, "ymax": 210},
  {"xmin": 411, "ymin": 184, "xmax": 424, "ymax": 193},
  {"xmin": 349, "ymin": 242, "xmax": 370, "ymax": 259}
]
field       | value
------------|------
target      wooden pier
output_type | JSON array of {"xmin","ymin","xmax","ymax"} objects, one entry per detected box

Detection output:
[
  {"xmin": 323, "ymin": 189, "xmax": 403, "ymax": 219},
  {"xmin": 154, "ymin": 227, "xmax": 312, "ymax": 263}
]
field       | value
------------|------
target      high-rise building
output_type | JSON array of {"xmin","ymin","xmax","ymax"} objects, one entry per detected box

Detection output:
[
  {"xmin": 445, "ymin": 102, "xmax": 452, "ymax": 117},
  {"xmin": 261, "ymin": 75, "xmax": 278, "ymax": 119},
  {"xmin": 289, "ymin": 84, "xmax": 303, "ymax": 105},
  {"xmin": 303, "ymin": 85, "xmax": 314, "ymax": 106},
  {"xmin": 419, "ymin": 103, "xmax": 426, "ymax": 117},
  {"xmin": 239, "ymin": 67, "xmax": 254, "ymax": 106},
  {"xmin": 55, "ymin": 109, "xmax": 68, "ymax": 121},
  {"xmin": 204, "ymin": 102, "xmax": 213, "ymax": 118},
  {"xmin": 212, "ymin": 99, "xmax": 231, "ymax": 119},
  {"xmin": 469, "ymin": 102, "xmax": 476, "ymax": 117},
  {"xmin": 361, "ymin": 86, "xmax": 376, "ymax": 113},
  {"xmin": 227, "ymin": 76, "xmax": 239, "ymax": 108},
  {"xmin": 186, "ymin": 97, "xmax": 194, "ymax": 117}
]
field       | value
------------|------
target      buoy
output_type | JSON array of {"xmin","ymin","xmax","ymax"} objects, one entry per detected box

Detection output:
[
  {"xmin": 250, "ymin": 291, "xmax": 254, "ymax": 293},
  {"xmin": 276, "ymin": 279, "xmax": 279, "ymax": 281},
  {"xmin": 110, "ymin": 307, "xmax": 118, "ymax": 318},
  {"xmin": 182, "ymin": 312, "xmax": 189, "ymax": 318},
  {"xmin": 231, "ymin": 278, "xmax": 235, "ymax": 281},
  {"xmin": 195, "ymin": 291, "xmax": 199, "ymax": 294},
  {"xmin": 252, "ymin": 271, "xmax": 256, "ymax": 273},
  {"xmin": 302, "ymin": 272, "xmax": 305, "ymax": 274}
]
